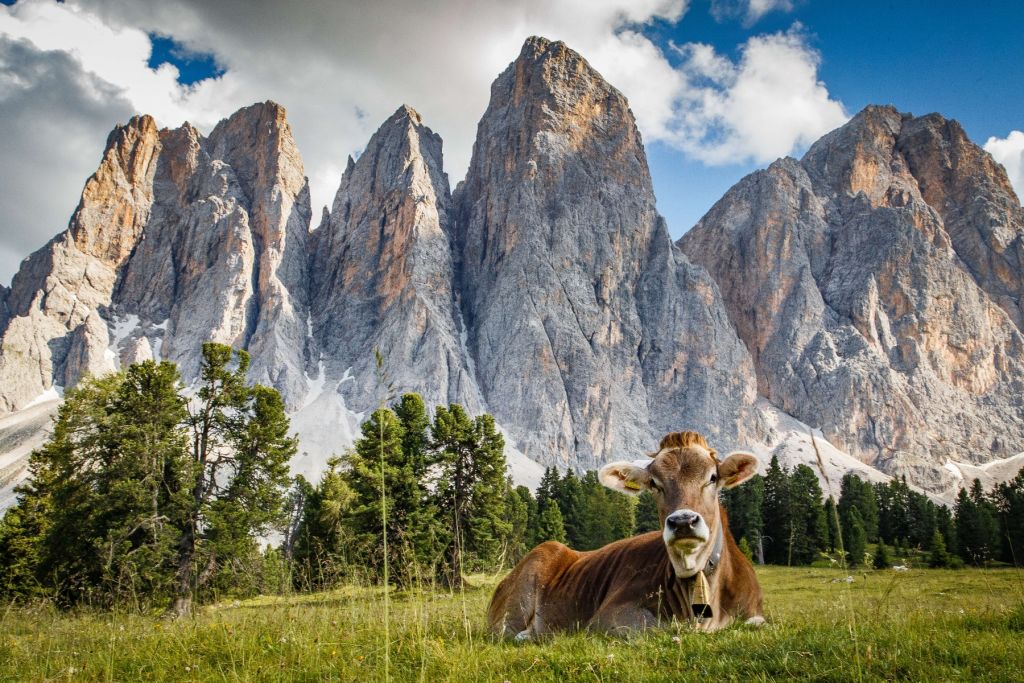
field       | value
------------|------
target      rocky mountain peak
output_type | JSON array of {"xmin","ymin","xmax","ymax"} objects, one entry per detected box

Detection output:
[
  {"xmin": 681, "ymin": 104, "xmax": 1024, "ymax": 489},
  {"xmin": 454, "ymin": 37, "xmax": 758, "ymax": 469},
  {"xmin": 308, "ymin": 103, "xmax": 480, "ymax": 418}
]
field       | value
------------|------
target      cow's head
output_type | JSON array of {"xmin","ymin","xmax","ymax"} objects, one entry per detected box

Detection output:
[{"xmin": 599, "ymin": 431, "xmax": 758, "ymax": 577}]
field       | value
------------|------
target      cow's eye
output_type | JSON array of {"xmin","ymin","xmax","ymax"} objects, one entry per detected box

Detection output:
[
  {"xmin": 649, "ymin": 479, "xmax": 662, "ymax": 493},
  {"xmin": 710, "ymin": 473, "xmax": 718, "ymax": 484}
]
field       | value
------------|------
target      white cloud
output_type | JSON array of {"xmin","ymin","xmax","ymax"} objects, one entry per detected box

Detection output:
[
  {"xmin": 668, "ymin": 26, "xmax": 848, "ymax": 164},
  {"xmin": 0, "ymin": 0, "xmax": 846, "ymax": 283},
  {"xmin": 711, "ymin": 0, "xmax": 796, "ymax": 26},
  {"xmin": 984, "ymin": 131, "xmax": 1024, "ymax": 205}
]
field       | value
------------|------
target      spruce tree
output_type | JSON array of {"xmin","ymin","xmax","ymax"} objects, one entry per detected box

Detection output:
[
  {"xmin": 432, "ymin": 405, "xmax": 511, "ymax": 585},
  {"xmin": 292, "ymin": 459, "xmax": 355, "ymax": 589},
  {"xmin": 535, "ymin": 500, "xmax": 567, "ymax": 544},
  {"xmin": 838, "ymin": 473, "xmax": 879, "ymax": 542},
  {"xmin": 928, "ymin": 529, "xmax": 951, "ymax": 568},
  {"xmin": 844, "ymin": 507, "xmax": 868, "ymax": 567},
  {"xmin": 955, "ymin": 482, "xmax": 998, "ymax": 566},
  {"xmin": 505, "ymin": 484, "xmax": 532, "ymax": 563},
  {"xmin": 994, "ymin": 469, "xmax": 1024, "ymax": 565},
  {"xmin": 824, "ymin": 498, "xmax": 841, "ymax": 552},
  {"xmin": 761, "ymin": 455, "xmax": 791, "ymax": 564},
  {"xmin": 344, "ymin": 407, "xmax": 424, "ymax": 585},
  {"xmin": 873, "ymin": 540, "xmax": 891, "ymax": 569},
  {"xmin": 788, "ymin": 465, "xmax": 828, "ymax": 565},
  {"xmin": 554, "ymin": 470, "xmax": 585, "ymax": 548},
  {"xmin": 722, "ymin": 474, "xmax": 764, "ymax": 560},
  {"xmin": 634, "ymin": 491, "xmax": 660, "ymax": 534}
]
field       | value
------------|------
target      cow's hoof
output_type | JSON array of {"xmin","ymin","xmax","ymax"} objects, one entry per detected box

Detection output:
[
  {"xmin": 514, "ymin": 629, "xmax": 532, "ymax": 642},
  {"xmin": 744, "ymin": 616, "xmax": 766, "ymax": 627}
]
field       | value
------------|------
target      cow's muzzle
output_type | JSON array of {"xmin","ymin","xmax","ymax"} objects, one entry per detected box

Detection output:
[{"xmin": 665, "ymin": 510, "xmax": 709, "ymax": 543}]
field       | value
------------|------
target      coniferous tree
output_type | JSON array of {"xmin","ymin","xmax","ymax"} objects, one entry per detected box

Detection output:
[
  {"xmin": 993, "ymin": 470, "xmax": 1024, "ymax": 565},
  {"xmin": 838, "ymin": 473, "xmax": 879, "ymax": 542},
  {"xmin": 824, "ymin": 497, "xmax": 841, "ymax": 553},
  {"xmin": 873, "ymin": 540, "xmax": 891, "ymax": 569},
  {"xmin": 292, "ymin": 460, "xmax": 355, "ymax": 589},
  {"xmin": 722, "ymin": 474, "xmax": 764, "ymax": 561},
  {"xmin": 170, "ymin": 344, "xmax": 295, "ymax": 615},
  {"xmin": 432, "ymin": 405, "xmax": 511, "ymax": 585},
  {"xmin": 634, "ymin": 491, "xmax": 660, "ymax": 534},
  {"xmin": 554, "ymin": 470, "xmax": 585, "ymax": 548},
  {"xmin": 761, "ymin": 455, "xmax": 791, "ymax": 564},
  {"xmin": 928, "ymin": 529, "xmax": 951, "ymax": 568},
  {"xmin": 505, "ymin": 484, "xmax": 532, "ymax": 563},
  {"xmin": 954, "ymin": 480, "xmax": 999, "ymax": 566},
  {"xmin": 788, "ymin": 465, "xmax": 827, "ymax": 565},
  {"xmin": 535, "ymin": 501, "xmax": 567, "ymax": 544},
  {"xmin": 843, "ymin": 507, "xmax": 868, "ymax": 567},
  {"xmin": 343, "ymin": 408, "xmax": 421, "ymax": 584}
]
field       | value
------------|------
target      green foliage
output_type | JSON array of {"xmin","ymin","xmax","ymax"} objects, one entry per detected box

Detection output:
[
  {"xmin": 0, "ymin": 345, "xmax": 296, "ymax": 613},
  {"xmin": 721, "ymin": 474, "xmax": 763, "ymax": 559},
  {"xmin": 824, "ymin": 497, "xmax": 841, "ymax": 552},
  {"xmin": 954, "ymin": 481, "xmax": 999, "ymax": 566},
  {"xmin": 432, "ymin": 405, "xmax": 512, "ymax": 583},
  {"xmin": 738, "ymin": 536, "xmax": 753, "ymax": 561},
  {"xmin": 873, "ymin": 540, "xmax": 891, "ymax": 569},
  {"xmin": 633, "ymin": 490, "xmax": 660, "ymax": 534},
  {"xmin": 292, "ymin": 462, "xmax": 356, "ymax": 589},
  {"xmin": 843, "ymin": 507, "xmax": 868, "ymax": 567},
  {"xmin": 761, "ymin": 455, "xmax": 791, "ymax": 564},
  {"xmin": 993, "ymin": 469, "xmax": 1024, "ymax": 565},
  {"xmin": 928, "ymin": 529, "xmax": 952, "ymax": 568},
  {"xmin": 839, "ymin": 473, "xmax": 879, "ymax": 542}
]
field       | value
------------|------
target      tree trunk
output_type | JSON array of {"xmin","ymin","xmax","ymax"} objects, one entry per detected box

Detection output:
[{"xmin": 168, "ymin": 517, "xmax": 197, "ymax": 618}]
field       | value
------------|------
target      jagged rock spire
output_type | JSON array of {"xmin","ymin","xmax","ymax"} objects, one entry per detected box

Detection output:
[{"xmin": 309, "ymin": 104, "xmax": 482, "ymax": 415}]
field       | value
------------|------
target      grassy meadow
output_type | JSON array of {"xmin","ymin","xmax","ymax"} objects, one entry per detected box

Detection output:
[{"xmin": 2, "ymin": 566, "xmax": 1023, "ymax": 682}]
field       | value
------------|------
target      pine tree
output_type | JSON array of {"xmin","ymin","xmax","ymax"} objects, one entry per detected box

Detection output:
[
  {"xmin": 928, "ymin": 529, "xmax": 951, "ymax": 568},
  {"xmin": 873, "ymin": 540, "xmax": 891, "ymax": 569},
  {"xmin": 171, "ymin": 346, "xmax": 295, "ymax": 615},
  {"xmin": 761, "ymin": 455, "xmax": 791, "ymax": 564},
  {"xmin": 392, "ymin": 393, "xmax": 431, "ymax": 479},
  {"xmin": 432, "ymin": 405, "xmax": 511, "ymax": 585},
  {"xmin": 839, "ymin": 473, "xmax": 879, "ymax": 542},
  {"xmin": 722, "ymin": 474, "xmax": 764, "ymax": 560},
  {"xmin": 292, "ymin": 459, "xmax": 355, "ymax": 589},
  {"xmin": 634, "ymin": 491, "xmax": 660, "ymax": 534},
  {"xmin": 344, "ymin": 407, "xmax": 424, "ymax": 585},
  {"xmin": 788, "ymin": 465, "xmax": 828, "ymax": 565},
  {"xmin": 505, "ymin": 484, "xmax": 532, "ymax": 563},
  {"xmin": 824, "ymin": 497, "xmax": 841, "ymax": 552},
  {"xmin": 844, "ymin": 507, "xmax": 868, "ymax": 567},
  {"xmin": 535, "ymin": 500, "xmax": 567, "ymax": 544},
  {"xmin": 554, "ymin": 470, "xmax": 585, "ymax": 548},
  {"xmin": 955, "ymin": 482, "xmax": 998, "ymax": 566},
  {"xmin": 993, "ymin": 469, "xmax": 1024, "ymax": 565}
]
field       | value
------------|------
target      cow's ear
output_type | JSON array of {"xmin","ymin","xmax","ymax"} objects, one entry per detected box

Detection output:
[
  {"xmin": 719, "ymin": 451, "xmax": 759, "ymax": 489},
  {"xmin": 598, "ymin": 460, "xmax": 652, "ymax": 496}
]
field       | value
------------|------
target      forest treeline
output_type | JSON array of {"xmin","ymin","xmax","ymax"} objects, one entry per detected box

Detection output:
[{"xmin": 1, "ymin": 349, "xmax": 1022, "ymax": 613}]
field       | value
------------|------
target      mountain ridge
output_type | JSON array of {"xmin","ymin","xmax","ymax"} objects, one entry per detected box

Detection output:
[{"xmin": 1, "ymin": 37, "xmax": 1022, "ymax": 504}]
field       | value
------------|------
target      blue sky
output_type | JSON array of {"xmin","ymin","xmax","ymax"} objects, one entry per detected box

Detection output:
[
  {"xmin": 645, "ymin": 0, "xmax": 1024, "ymax": 232},
  {"xmin": 0, "ymin": 0, "xmax": 1022, "ymax": 282}
]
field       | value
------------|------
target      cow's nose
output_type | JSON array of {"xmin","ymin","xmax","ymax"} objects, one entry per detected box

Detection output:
[{"xmin": 666, "ymin": 511, "xmax": 700, "ymax": 532}]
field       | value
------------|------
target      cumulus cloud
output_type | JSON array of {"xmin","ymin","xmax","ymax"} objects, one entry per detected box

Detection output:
[
  {"xmin": 711, "ymin": 0, "xmax": 796, "ymax": 26},
  {"xmin": 984, "ymin": 131, "xmax": 1024, "ymax": 205},
  {"xmin": 0, "ymin": 35, "xmax": 134, "ymax": 280},
  {"xmin": 0, "ymin": 0, "xmax": 846, "ymax": 283},
  {"xmin": 668, "ymin": 26, "xmax": 847, "ymax": 164}
]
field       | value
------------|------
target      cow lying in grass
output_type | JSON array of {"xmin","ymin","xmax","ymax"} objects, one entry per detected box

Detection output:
[{"xmin": 488, "ymin": 431, "xmax": 765, "ymax": 636}]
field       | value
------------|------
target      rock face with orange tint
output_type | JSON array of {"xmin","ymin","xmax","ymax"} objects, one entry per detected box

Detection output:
[
  {"xmin": 0, "ymin": 102, "xmax": 313, "ymax": 412},
  {"xmin": 680, "ymin": 105, "xmax": 1024, "ymax": 488},
  {"xmin": 454, "ymin": 37, "xmax": 759, "ymax": 470},
  {"xmin": 309, "ymin": 105, "xmax": 483, "ymax": 415}
]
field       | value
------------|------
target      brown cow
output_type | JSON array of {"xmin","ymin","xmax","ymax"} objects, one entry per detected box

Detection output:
[{"xmin": 488, "ymin": 431, "xmax": 764, "ymax": 637}]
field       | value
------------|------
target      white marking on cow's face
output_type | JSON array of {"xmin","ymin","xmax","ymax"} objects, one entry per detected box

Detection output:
[{"xmin": 662, "ymin": 508, "xmax": 712, "ymax": 578}]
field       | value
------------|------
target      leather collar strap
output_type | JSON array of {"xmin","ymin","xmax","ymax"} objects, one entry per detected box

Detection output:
[{"xmin": 689, "ymin": 515, "xmax": 724, "ymax": 620}]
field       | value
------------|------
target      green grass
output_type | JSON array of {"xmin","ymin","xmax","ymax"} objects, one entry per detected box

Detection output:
[{"xmin": 2, "ymin": 566, "xmax": 1023, "ymax": 682}]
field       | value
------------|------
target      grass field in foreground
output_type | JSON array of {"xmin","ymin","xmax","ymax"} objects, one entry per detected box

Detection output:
[{"xmin": 2, "ymin": 566, "xmax": 1023, "ymax": 682}]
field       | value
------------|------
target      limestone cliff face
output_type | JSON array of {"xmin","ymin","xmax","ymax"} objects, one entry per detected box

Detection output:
[
  {"xmin": 0, "ymin": 103, "xmax": 312, "ymax": 412},
  {"xmin": 0, "ymin": 115, "xmax": 160, "ymax": 412},
  {"xmin": 116, "ymin": 102, "xmax": 312, "ymax": 405},
  {"xmin": 309, "ymin": 105, "xmax": 482, "ymax": 415},
  {"xmin": 454, "ymin": 37, "xmax": 758, "ymax": 469},
  {"xmin": 680, "ymin": 105, "xmax": 1024, "ymax": 487}
]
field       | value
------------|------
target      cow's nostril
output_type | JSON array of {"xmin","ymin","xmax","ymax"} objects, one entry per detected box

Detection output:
[{"xmin": 667, "ymin": 511, "xmax": 700, "ymax": 531}]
